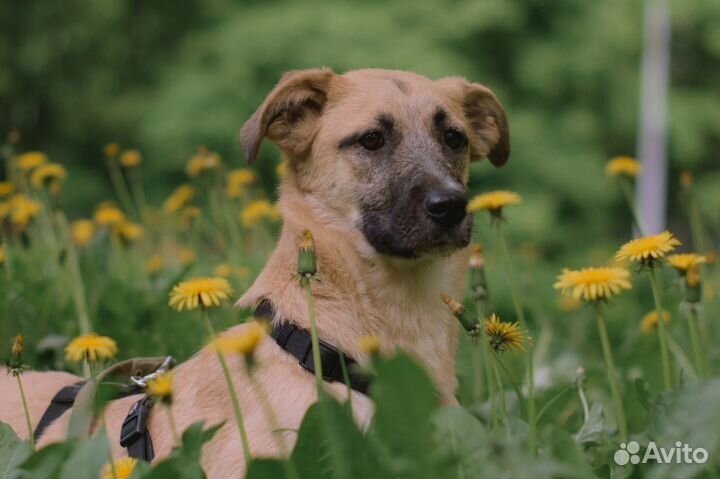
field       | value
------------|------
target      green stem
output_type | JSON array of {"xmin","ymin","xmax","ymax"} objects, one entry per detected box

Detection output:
[
  {"xmin": 165, "ymin": 406, "xmax": 181, "ymax": 448},
  {"xmin": 649, "ymin": 268, "xmax": 673, "ymax": 391},
  {"xmin": 301, "ymin": 279, "xmax": 324, "ymax": 396},
  {"xmin": 101, "ymin": 413, "xmax": 118, "ymax": 479},
  {"xmin": 248, "ymin": 369, "xmax": 299, "ymax": 479},
  {"xmin": 57, "ymin": 212, "xmax": 92, "ymax": 334},
  {"xmin": 492, "ymin": 351, "xmax": 526, "ymax": 419},
  {"xmin": 105, "ymin": 158, "xmax": 137, "ymax": 220},
  {"xmin": 471, "ymin": 299, "xmax": 488, "ymax": 403},
  {"xmin": 338, "ymin": 351, "xmax": 354, "ymax": 415},
  {"xmin": 618, "ymin": 178, "xmax": 645, "ymax": 235},
  {"xmin": 686, "ymin": 306, "xmax": 706, "ymax": 379},
  {"xmin": 495, "ymin": 222, "xmax": 536, "ymax": 454},
  {"xmin": 490, "ymin": 356, "xmax": 506, "ymax": 421},
  {"xmin": 594, "ymin": 304, "xmax": 628, "ymax": 441},
  {"xmin": 128, "ymin": 169, "xmax": 148, "ymax": 224},
  {"xmin": 536, "ymin": 385, "xmax": 573, "ymax": 424},
  {"xmin": 203, "ymin": 312, "xmax": 252, "ymax": 465},
  {"xmin": 577, "ymin": 375, "xmax": 590, "ymax": 422},
  {"xmin": 15, "ymin": 375, "xmax": 35, "ymax": 451}
]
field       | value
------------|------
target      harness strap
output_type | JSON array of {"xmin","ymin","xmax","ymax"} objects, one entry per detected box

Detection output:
[
  {"xmin": 119, "ymin": 396, "xmax": 155, "ymax": 462},
  {"xmin": 34, "ymin": 381, "xmax": 87, "ymax": 441},
  {"xmin": 256, "ymin": 299, "xmax": 371, "ymax": 395}
]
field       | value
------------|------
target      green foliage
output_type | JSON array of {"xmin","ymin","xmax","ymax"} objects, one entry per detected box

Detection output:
[{"xmin": 0, "ymin": 423, "xmax": 31, "ymax": 479}]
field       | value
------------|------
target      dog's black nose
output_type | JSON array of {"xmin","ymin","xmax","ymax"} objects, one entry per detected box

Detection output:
[{"xmin": 423, "ymin": 189, "xmax": 468, "ymax": 227}]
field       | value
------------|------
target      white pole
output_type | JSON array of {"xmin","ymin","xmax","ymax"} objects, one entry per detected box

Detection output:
[{"xmin": 636, "ymin": 0, "xmax": 671, "ymax": 235}]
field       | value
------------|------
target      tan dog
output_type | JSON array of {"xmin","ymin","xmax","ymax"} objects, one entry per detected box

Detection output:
[{"xmin": 1, "ymin": 68, "xmax": 509, "ymax": 478}]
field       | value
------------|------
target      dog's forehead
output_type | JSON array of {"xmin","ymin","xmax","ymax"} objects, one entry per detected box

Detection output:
[{"xmin": 326, "ymin": 69, "xmax": 459, "ymax": 129}]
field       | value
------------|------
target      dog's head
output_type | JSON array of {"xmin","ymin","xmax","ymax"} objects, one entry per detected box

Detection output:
[{"xmin": 241, "ymin": 68, "xmax": 509, "ymax": 259}]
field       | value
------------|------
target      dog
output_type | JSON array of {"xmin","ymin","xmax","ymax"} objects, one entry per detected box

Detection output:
[{"xmin": 1, "ymin": 68, "xmax": 509, "ymax": 478}]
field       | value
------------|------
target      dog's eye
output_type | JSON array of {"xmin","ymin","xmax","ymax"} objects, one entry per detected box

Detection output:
[
  {"xmin": 358, "ymin": 131, "xmax": 384, "ymax": 151},
  {"xmin": 444, "ymin": 129, "xmax": 466, "ymax": 150}
]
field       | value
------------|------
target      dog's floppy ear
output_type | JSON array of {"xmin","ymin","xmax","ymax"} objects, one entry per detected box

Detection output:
[
  {"xmin": 241, "ymin": 68, "xmax": 335, "ymax": 164},
  {"xmin": 438, "ymin": 77, "xmax": 510, "ymax": 167}
]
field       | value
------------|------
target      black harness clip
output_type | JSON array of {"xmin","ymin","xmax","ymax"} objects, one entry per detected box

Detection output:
[{"xmin": 119, "ymin": 396, "xmax": 154, "ymax": 461}]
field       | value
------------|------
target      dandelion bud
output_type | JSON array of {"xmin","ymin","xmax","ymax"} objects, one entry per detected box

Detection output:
[
  {"xmin": 358, "ymin": 335, "xmax": 380, "ymax": 357},
  {"xmin": 7, "ymin": 129, "xmax": 21, "ymax": 145},
  {"xmin": 685, "ymin": 267, "xmax": 702, "ymax": 304},
  {"xmin": 297, "ymin": 230, "xmax": 317, "ymax": 278},
  {"xmin": 441, "ymin": 293, "xmax": 478, "ymax": 333},
  {"xmin": 468, "ymin": 245, "xmax": 489, "ymax": 302},
  {"xmin": 680, "ymin": 171, "xmax": 693, "ymax": 189},
  {"xmin": 103, "ymin": 143, "xmax": 120, "ymax": 158},
  {"xmin": 8, "ymin": 335, "xmax": 24, "ymax": 375}
]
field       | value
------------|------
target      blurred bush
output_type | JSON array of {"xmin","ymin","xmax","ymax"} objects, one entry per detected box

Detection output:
[{"xmin": 1, "ymin": 0, "xmax": 719, "ymax": 257}]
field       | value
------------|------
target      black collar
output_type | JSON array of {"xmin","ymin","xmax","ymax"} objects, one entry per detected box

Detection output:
[{"xmin": 255, "ymin": 299, "xmax": 370, "ymax": 395}]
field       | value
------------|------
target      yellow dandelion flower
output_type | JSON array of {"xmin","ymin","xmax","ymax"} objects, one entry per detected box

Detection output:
[
  {"xmin": 225, "ymin": 169, "xmax": 257, "ymax": 198},
  {"xmin": 169, "ymin": 277, "xmax": 233, "ymax": 311},
  {"xmin": 0, "ymin": 245, "xmax": 5, "ymax": 266},
  {"xmin": 8, "ymin": 195, "xmax": 41, "ymax": 227},
  {"xmin": 72, "ymin": 220, "xmax": 95, "ymax": 247},
  {"xmin": 358, "ymin": 335, "xmax": 381, "ymax": 356},
  {"xmin": 147, "ymin": 372, "xmax": 173, "ymax": 403},
  {"xmin": 163, "ymin": 184, "xmax": 195, "ymax": 213},
  {"xmin": 146, "ymin": 255, "xmax": 164, "ymax": 275},
  {"xmin": 103, "ymin": 143, "xmax": 121, "ymax": 158},
  {"xmin": 666, "ymin": 253, "xmax": 706, "ymax": 273},
  {"xmin": 119, "ymin": 149, "xmax": 142, "ymax": 169},
  {"xmin": 235, "ymin": 266, "xmax": 251, "ymax": 279},
  {"xmin": 241, "ymin": 199, "xmax": 281, "ymax": 228},
  {"xmin": 640, "ymin": 310, "xmax": 670, "ymax": 334},
  {"xmin": 679, "ymin": 171, "xmax": 693, "ymax": 189},
  {"xmin": 615, "ymin": 231, "xmax": 681, "ymax": 265},
  {"xmin": 554, "ymin": 267, "xmax": 632, "ymax": 302},
  {"xmin": 14, "ymin": 152, "xmax": 48, "ymax": 171},
  {"xmin": 0, "ymin": 181, "xmax": 15, "ymax": 197},
  {"xmin": 276, "ymin": 159, "xmax": 288, "ymax": 179},
  {"xmin": 467, "ymin": 190, "xmax": 521, "ymax": 215},
  {"xmin": 101, "ymin": 458, "xmax": 137, "ymax": 479},
  {"xmin": 7, "ymin": 129, "xmax": 21, "ymax": 145},
  {"xmin": 186, "ymin": 148, "xmax": 221, "ymax": 177},
  {"xmin": 65, "ymin": 333, "xmax": 118, "ymax": 363},
  {"xmin": 94, "ymin": 204, "xmax": 126, "ymax": 227},
  {"xmin": 177, "ymin": 247, "xmax": 195, "ymax": 266},
  {"xmin": 0, "ymin": 201, "xmax": 9, "ymax": 220},
  {"xmin": 178, "ymin": 206, "xmax": 201, "ymax": 230},
  {"xmin": 687, "ymin": 267, "xmax": 701, "ymax": 287},
  {"xmin": 212, "ymin": 322, "xmax": 267, "ymax": 356},
  {"xmin": 113, "ymin": 221, "xmax": 144, "ymax": 243},
  {"xmin": 31, "ymin": 163, "xmax": 67, "ymax": 190},
  {"xmin": 606, "ymin": 156, "xmax": 641, "ymax": 178},
  {"xmin": 213, "ymin": 263, "xmax": 232, "ymax": 278},
  {"xmin": 557, "ymin": 295, "xmax": 583, "ymax": 313},
  {"xmin": 484, "ymin": 314, "xmax": 528, "ymax": 353}
]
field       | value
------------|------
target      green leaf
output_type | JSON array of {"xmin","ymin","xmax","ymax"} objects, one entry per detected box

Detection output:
[
  {"xmin": 58, "ymin": 436, "xmax": 110, "ymax": 479},
  {"xmin": 370, "ymin": 353, "xmax": 438, "ymax": 470},
  {"xmin": 542, "ymin": 426, "xmax": 596, "ymax": 479},
  {"xmin": 645, "ymin": 379, "xmax": 720, "ymax": 479},
  {"xmin": 576, "ymin": 403, "xmax": 605, "ymax": 448},
  {"xmin": 140, "ymin": 421, "xmax": 222, "ymax": 479},
  {"xmin": 432, "ymin": 407, "xmax": 489, "ymax": 478},
  {"xmin": 0, "ymin": 422, "xmax": 32, "ymax": 479},
  {"xmin": 17, "ymin": 442, "xmax": 73, "ymax": 479},
  {"xmin": 287, "ymin": 395, "xmax": 388, "ymax": 479},
  {"xmin": 634, "ymin": 378, "xmax": 652, "ymax": 412},
  {"xmin": 246, "ymin": 459, "xmax": 288, "ymax": 479}
]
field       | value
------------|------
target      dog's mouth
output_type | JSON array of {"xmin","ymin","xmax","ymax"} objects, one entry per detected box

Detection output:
[{"xmin": 359, "ymin": 207, "xmax": 472, "ymax": 259}]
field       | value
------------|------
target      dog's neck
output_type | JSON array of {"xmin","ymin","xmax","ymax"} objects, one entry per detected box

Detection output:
[{"xmin": 237, "ymin": 182, "xmax": 468, "ymax": 399}]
